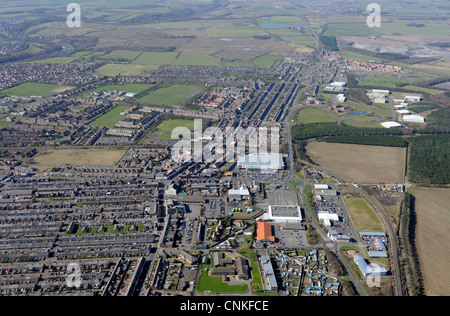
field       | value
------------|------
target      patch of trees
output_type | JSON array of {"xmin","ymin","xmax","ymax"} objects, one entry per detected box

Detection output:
[
  {"xmin": 407, "ymin": 23, "xmax": 425, "ymax": 27},
  {"xmin": 321, "ymin": 135, "xmax": 407, "ymax": 147},
  {"xmin": 408, "ymin": 135, "xmax": 450, "ymax": 185},
  {"xmin": 426, "ymin": 107, "xmax": 450, "ymax": 130},
  {"xmin": 291, "ymin": 122, "xmax": 406, "ymax": 141},
  {"xmin": 347, "ymin": 87, "xmax": 372, "ymax": 105},
  {"xmin": 294, "ymin": 140, "xmax": 314, "ymax": 164},
  {"xmin": 319, "ymin": 35, "xmax": 338, "ymax": 51},
  {"xmin": 401, "ymin": 193, "xmax": 424, "ymax": 296}
]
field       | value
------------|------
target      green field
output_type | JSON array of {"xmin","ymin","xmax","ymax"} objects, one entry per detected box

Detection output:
[
  {"xmin": 100, "ymin": 50, "xmax": 142, "ymax": 62},
  {"xmin": 95, "ymin": 64, "xmax": 159, "ymax": 76},
  {"xmin": 343, "ymin": 197, "xmax": 384, "ymax": 233},
  {"xmin": 252, "ymin": 55, "xmax": 284, "ymax": 68},
  {"xmin": 173, "ymin": 53, "xmax": 221, "ymax": 66},
  {"xmin": 298, "ymin": 108, "xmax": 338, "ymax": 124},
  {"xmin": 0, "ymin": 114, "xmax": 11, "ymax": 130},
  {"xmin": 89, "ymin": 105, "xmax": 129, "ymax": 127},
  {"xmin": 205, "ymin": 21, "xmax": 267, "ymax": 37},
  {"xmin": 155, "ymin": 119, "xmax": 196, "ymax": 141},
  {"xmin": 196, "ymin": 270, "xmax": 248, "ymax": 294},
  {"xmin": 156, "ymin": 119, "xmax": 195, "ymax": 132},
  {"xmin": 1, "ymin": 82, "xmax": 72, "ymax": 97},
  {"xmin": 132, "ymin": 52, "xmax": 179, "ymax": 65},
  {"xmin": 358, "ymin": 76, "xmax": 430, "ymax": 89},
  {"xmin": 136, "ymin": 84, "xmax": 204, "ymax": 107}
]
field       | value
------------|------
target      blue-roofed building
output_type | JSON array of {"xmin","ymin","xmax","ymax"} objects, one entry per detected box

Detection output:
[
  {"xmin": 375, "ymin": 237, "xmax": 386, "ymax": 250},
  {"xmin": 368, "ymin": 251, "xmax": 388, "ymax": 258}
]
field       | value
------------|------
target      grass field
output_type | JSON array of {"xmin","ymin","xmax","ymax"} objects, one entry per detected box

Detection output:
[
  {"xmin": 156, "ymin": 119, "xmax": 195, "ymax": 132},
  {"xmin": 32, "ymin": 149, "xmax": 126, "ymax": 167},
  {"xmin": 358, "ymin": 76, "xmax": 430, "ymax": 89},
  {"xmin": 95, "ymin": 64, "xmax": 159, "ymax": 76},
  {"xmin": 132, "ymin": 52, "xmax": 179, "ymax": 65},
  {"xmin": 343, "ymin": 197, "xmax": 384, "ymax": 233},
  {"xmin": 408, "ymin": 187, "xmax": 450, "ymax": 296},
  {"xmin": 298, "ymin": 108, "xmax": 338, "ymax": 124},
  {"xmin": 306, "ymin": 142, "xmax": 406, "ymax": 184},
  {"xmin": 1, "ymin": 82, "xmax": 73, "ymax": 97},
  {"xmin": 89, "ymin": 105, "xmax": 129, "ymax": 127},
  {"xmin": 100, "ymin": 50, "xmax": 142, "ymax": 62},
  {"xmin": 173, "ymin": 53, "xmax": 221, "ymax": 66},
  {"xmin": 136, "ymin": 84, "xmax": 204, "ymax": 107},
  {"xmin": 196, "ymin": 270, "xmax": 249, "ymax": 294},
  {"xmin": 252, "ymin": 55, "xmax": 284, "ymax": 68},
  {"xmin": 155, "ymin": 119, "xmax": 195, "ymax": 140}
]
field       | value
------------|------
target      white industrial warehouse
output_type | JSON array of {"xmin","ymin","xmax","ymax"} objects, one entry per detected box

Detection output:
[
  {"xmin": 262, "ymin": 205, "xmax": 303, "ymax": 223},
  {"xmin": 402, "ymin": 115, "xmax": 425, "ymax": 124},
  {"xmin": 381, "ymin": 121, "xmax": 402, "ymax": 129}
]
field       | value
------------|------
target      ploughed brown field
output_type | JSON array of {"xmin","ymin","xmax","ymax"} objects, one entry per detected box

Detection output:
[
  {"xmin": 409, "ymin": 187, "xmax": 450, "ymax": 296},
  {"xmin": 306, "ymin": 142, "xmax": 406, "ymax": 184}
]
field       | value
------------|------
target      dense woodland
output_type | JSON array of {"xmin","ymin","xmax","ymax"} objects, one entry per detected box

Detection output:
[
  {"xmin": 407, "ymin": 135, "xmax": 450, "ymax": 185},
  {"xmin": 291, "ymin": 122, "xmax": 406, "ymax": 141}
]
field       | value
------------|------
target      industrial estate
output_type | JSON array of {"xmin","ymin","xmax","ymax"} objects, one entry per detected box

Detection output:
[{"xmin": 0, "ymin": 0, "xmax": 448, "ymax": 298}]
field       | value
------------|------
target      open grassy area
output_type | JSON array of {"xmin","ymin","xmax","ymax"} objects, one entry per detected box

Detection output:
[
  {"xmin": 32, "ymin": 149, "xmax": 126, "ymax": 167},
  {"xmin": 89, "ymin": 105, "xmax": 129, "ymax": 127},
  {"xmin": 1, "ymin": 82, "xmax": 73, "ymax": 97},
  {"xmin": 132, "ymin": 51, "xmax": 179, "ymax": 65},
  {"xmin": 173, "ymin": 52, "xmax": 221, "ymax": 66},
  {"xmin": 155, "ymin": 119, "xmax": 196, "ymax": 140},
  {"xmin": 136, "ymin": 84, "xmax": 204, "ymax": 107},
  {"xmin": 343, "ymin": 197, "xmax": 384, "ymax": 233},
  {"xmin": 252, "ymin": 55, "xmax": 284, "ymax": 68},
  {"xmin": 94, "ymin": 64, "xmax": 159, "ymax": 76},
  {"xmin": 196, "ymin": 270, "xmax": 248, "ymax": 294},
  {"xmin": 298, "ymin": 108, "xmax": 338, "ymax": 124},
  {"xmin": 306, "ymin": 142, "xmax": 406, "ymax": 184},
  {"xmin": 100, "ymin": 50, "xmax": 142, "ymax": 62},
  {"xmin": 358, "ymin": 76, "xmax": 430, "ymax": 89}
]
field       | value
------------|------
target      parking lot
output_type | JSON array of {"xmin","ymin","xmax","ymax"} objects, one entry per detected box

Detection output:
[{"xmin": 274, "ymin": 224, "xmax": 307, "ymax": 248}]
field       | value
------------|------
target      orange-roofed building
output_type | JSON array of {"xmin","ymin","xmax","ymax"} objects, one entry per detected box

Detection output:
[{"xmin": 257, "ymin": 222, "xmax": 275, "ymax": 243}]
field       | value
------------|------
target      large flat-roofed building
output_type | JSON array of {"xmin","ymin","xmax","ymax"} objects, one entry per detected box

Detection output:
[
  {"xmin": 264, "ymin": 205, "xmax": 302, "ymax": 223},
  {"xmin": 381, "ymin": 121, "xmax": 402, "ymax": 129},
  {"xmin": 402, "ymin": 115, "xmax": 425, "ymax": 124},
  {"xmin": 259, "ymin": 254, "xmax": 278, "ymax": 292},
  {"xmin": 405, "ymin": 96, "xmax": 421, "ymax": 102},
  {"xmin": 228, "ymin": 186, "xmax": 250, "ymax": 201},
  {"xmin": 237, "ymin": 153, "xmax": 284, "ymax": 172}
]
